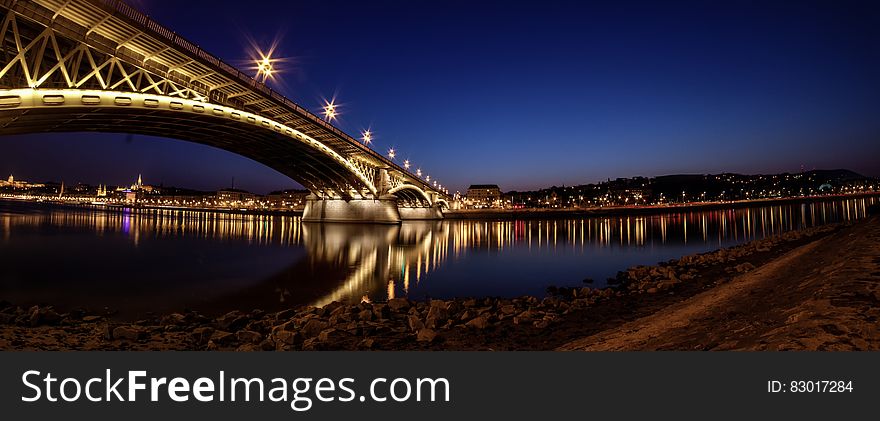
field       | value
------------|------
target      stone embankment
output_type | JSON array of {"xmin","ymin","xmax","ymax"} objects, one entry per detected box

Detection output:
[{"xmin": 0, "ymin": 223, "xmax": 844, "ymax": 350}]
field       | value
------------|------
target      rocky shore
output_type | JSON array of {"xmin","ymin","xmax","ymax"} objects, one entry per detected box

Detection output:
[{"xmin": 0, "ymin": 220, "xmax": 864, "ymax": 351}]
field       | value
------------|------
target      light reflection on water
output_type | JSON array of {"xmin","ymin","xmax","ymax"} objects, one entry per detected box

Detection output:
[{"xmin": 0, "ymin": 196, "xmax": 876, "ymax": 319}]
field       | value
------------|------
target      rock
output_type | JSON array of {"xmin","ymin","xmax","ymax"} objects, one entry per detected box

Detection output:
[
  {"xmin": 328, "ymin": 312, "xmax": 351, "ymax": 326},
  {"xmin": 216, "ymin": 311, "xmax": 249, "ymax": 331},
  {"xmin": 272, "ymin": 330, "xmax": 301, "ymax": 346},
  {"xmin": 416, "ymin": 328, "xmax": 438, "ymax": 343},
  {"xmin": 646, "ymin": 287, "xmax": 659, "ymax": 294},
  {"xmin": 274, "ymin": 309, "xmax": 297, "ymax": 321},
  {"xmin": 112, "ymin": 326, "xmax": 142, "ymax": 341},
  {"xmin": 656, "ymin": 279, "xmax": 679, "ymax": 291},
  {"xmin": 446, "ymin": 301, "xmax": 461, "ymax": 315},
  {"xmin": 387, "ymin": 298, "xmax": 411, "ymax": 312},
  {"xmin": 301, "ymin": 319, "xmax": 329, "ymax": 338},
  {"xmin": 540, "ymin": 297, "xmax": 559, "ymax": 308},
  {"xmin": 236, "ymin": 330, "xmax": 263, "ymax": 344},
  {"xmin": 533, "ymin": 319, "xmax": 550, "ymax": 329},
  {"xmin": 210, "ymin": 330, "xmax": 235, "ymax": 345},
  {"xmin": 500, "ymin": 304, "xmax": 517, "ymax": 315},
  {"xmin": 513, "ymin": 311, "xmax": 535, "ymax": 325},
  {"xmin": 372, "ymin": 304, "xmax": 390, "ymax": 320},
  {"xmin": 425, "ymin": 305, "xmax": 448, "ymax": 328},
  {"xmin": 41, "ymin": 308, "xmax": 61, "ymax": 325},
  {"xmin": 329, "ymin": 305, "xmax": 348, "ymax": 317},
  {"xmin": 301, "ymin": 338, "xmax": 321, "ymax": 351},
  {"xmin": 27, "ymin": 306, "xmax": 61, "ymax": 326},
  {"xmin": 259, "ymin": 338, "xmax": 276, "ymax": 351},
  {"xmin": 407, "ymin": 315, "xmax": 425, "ymax": 332},
  {"xmin": 320, "ymin": 301, "xmax": 344, "ymax": 317},
  {"xmin": 236, "ymin": 343, "xmax": 261, "ymax": 352},
  {"xmin": 459, "ymin": 310, "xmax": 475, "ymax": 322},
  {"xmin": 82, "ymin": 315, "xmax": 102, "ymax": 322},
  {"xmin": 465, "ymin": 316, "xmax": 489, "ymax": 329},
  {"xmin": 462, "ymin": 298, "xmax": 478, "ymax": 308},
  {"xmin": 358, "ymin": 309, "xmax": 374, "ymax": 322},
  {"xmin": 190, "ymin": 326, "xmax": 215, "ymax": 344},
  {"xmin": 246, "ymin": 319, "xmax": 271, "ymax": 333},
  {"xmin": 358, "ymin": 338, "xmax": 375, "ymax": 349},
  {"xmin": 735, "ymin": 262, "xmax": 756, "ymax": 273},
  {"xmin": 317, "ymin": 328, "xmax": 350, "ymax": 343},
  {"xmin": 26, "ymin": 306, "xmax": 41, "ymax": 326}
]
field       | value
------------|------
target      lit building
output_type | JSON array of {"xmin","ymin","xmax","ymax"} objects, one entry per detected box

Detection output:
[
  {"xmin": 466, "ymin": 184, "xmax": 502, "ymax": 208},
  {"xmin": 0, "ymin": 174, "xmax": 45, "ymax": 189},
  {"xmin": 267, "ymin": 189, "xmax": 310, "ymax": 210},
  {"xmin": 129, "ymin": 174, "xmax": 154, "ymax": 192},
  {"xmin": 216, "ymin": 189, "xmax": 256, "ymax": 207}
]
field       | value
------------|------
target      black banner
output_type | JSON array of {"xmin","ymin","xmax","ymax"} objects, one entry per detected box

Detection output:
[{"xmin": 0, "ymin": 352, "xmax": 875, "ymax": 419}]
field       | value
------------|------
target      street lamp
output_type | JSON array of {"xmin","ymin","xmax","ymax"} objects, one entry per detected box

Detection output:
[
  {"xmin": 322, "ymin": 100, "xmax": 337, "ymax": 121},
  {"xmin": 255, "ymin": 54, "xmax": 274, "ymax": 83},
  {"xmin": 404, "ymin": 160, "xmax": 410, "ymax": 169},
  {"xmin": 361, "ymin": 130, "xmax": 372, "ymax": 145},
  {"xmin": 388, "ymin": 148, "xmax": 396, "ymax": 160}
]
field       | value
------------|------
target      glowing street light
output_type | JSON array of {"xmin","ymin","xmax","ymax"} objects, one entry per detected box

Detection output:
[
  {"xmin": 403, "ymin": 160, "xmax": 410, "ymax": 169},
  {"xmin": 255, "ymin": 54, "xmax": 275, "ymax": 83},
  {"xmin": 426, "ymin": 175, "xmax": 431, "ymax": 182},
  {"xmin": 322, "ymin": 100, "xmax": 338, "ymax": 121},
  {"xmin": 361, "ymin": 130, "xmax": 372, "ymax": 145},
  {"xmin": 416, "ymin": 169, "xmax": 422, "ymax": 177},
  {"xmin": 388, "ymin": 148, "xmax": 396, "ymax": 160}
]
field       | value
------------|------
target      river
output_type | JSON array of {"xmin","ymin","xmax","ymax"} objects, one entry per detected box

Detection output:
[{"xmin": 0, "ymin": 196, "xmax": 876, "ymax": 319}]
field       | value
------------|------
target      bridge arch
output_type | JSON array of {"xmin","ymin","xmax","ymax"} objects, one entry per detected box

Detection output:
[
  {"xmin": 388, "ymin": 184, "xmax": 434, "ymax": 207},
  {"xmin": 0, "ymin": 88, "xmax": 378, "ymax": 197}
]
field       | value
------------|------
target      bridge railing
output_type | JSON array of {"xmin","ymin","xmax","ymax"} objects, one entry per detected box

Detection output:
[
  {"xmin": 96, "ymin": 0, "xmax": 357, "ymax": 137},
  {"xmin": 87, "ymin": 0, "xmax": 442, "ymax": 196}
]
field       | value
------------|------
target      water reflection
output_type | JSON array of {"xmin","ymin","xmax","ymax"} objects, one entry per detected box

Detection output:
[{"xmin": 0, "ymin": 196, "xmax": 876, "ymax": 318}]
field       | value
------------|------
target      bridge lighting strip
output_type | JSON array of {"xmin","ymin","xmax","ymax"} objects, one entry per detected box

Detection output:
[{"xmin": 0, "ymin": 88, "xmax": 379, "ymax": 196}]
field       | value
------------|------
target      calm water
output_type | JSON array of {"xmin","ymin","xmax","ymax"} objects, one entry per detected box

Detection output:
[{"xmin": 0, "ymin": 197, "xmax": 876, "ymax": 319}]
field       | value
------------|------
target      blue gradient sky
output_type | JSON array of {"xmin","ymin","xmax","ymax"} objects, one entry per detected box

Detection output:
[{"xmin": 2, "ymin": 0, "xmax": 878, "ymax": 193}]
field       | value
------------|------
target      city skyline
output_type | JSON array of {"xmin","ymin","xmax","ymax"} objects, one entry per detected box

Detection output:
[{"xmin": 1, "ymin": 0, "xmax": 879, "ymax": 194}]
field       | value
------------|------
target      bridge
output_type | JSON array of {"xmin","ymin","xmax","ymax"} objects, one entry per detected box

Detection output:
[{"xmin": 0, "ymin": 0, "xmax": 451, "ymax": 223}]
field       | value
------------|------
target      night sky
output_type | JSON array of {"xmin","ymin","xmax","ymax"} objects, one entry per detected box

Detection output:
[{"xmin": 2, "ymin": 0, "xmax": 879, "ymax": 194}]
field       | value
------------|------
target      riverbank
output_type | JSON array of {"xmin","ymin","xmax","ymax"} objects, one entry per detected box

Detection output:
[
  {"xmin": 444, "ymin": 192, "xmax": 880, "ymax": 220},
  {"xmin": 558, "ymin": 213, "xmax": 880, "ymax": 351},
  {"xmin": 0, "ymin": 197, "xmax": 304, "ymax": 217},
  {"xmin": 3, "ymin": 215, "xmax": 877, "ymax": 350}
]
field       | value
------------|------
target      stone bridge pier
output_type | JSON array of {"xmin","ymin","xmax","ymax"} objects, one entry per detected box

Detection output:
[{"xmin": 302, "ymin": 169, "xmax": 444, "ymax": 224}]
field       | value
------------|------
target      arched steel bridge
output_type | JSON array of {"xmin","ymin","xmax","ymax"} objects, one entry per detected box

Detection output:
[{"xmin": 0, "ymin": 0, "xmax": 450, "ymax": 223}]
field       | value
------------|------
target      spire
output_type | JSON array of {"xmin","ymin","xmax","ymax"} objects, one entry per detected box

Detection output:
[{"xmin": 137, "ymin": 174, "xmax": 142, "ymax": 187}]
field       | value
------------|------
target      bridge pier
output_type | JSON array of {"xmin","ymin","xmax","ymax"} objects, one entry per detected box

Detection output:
[
  {"xmin": 398, "ymin": 205, "xmax": 444, "ymax": 220},
  {"xmin": 302, "ymin": 194, "xmax": 402, "ymax": 224}
]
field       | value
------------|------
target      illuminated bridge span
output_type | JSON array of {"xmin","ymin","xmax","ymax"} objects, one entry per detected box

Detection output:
[{"xmin": 0, "ymin": 0, "xmax": 450, "ymax": 223}]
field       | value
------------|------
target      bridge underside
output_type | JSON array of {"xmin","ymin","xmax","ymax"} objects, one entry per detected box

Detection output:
[{"xmin": 0, "ymin": 94, "xmax": 370, "ymax": 196}]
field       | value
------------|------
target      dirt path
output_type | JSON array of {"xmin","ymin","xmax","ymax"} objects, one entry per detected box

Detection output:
[{"xmin": 558, "ymin": 216, "xmax": 880, "ymax": 351}]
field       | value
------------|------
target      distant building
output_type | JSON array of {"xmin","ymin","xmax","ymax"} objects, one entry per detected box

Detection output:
[
  {"xmin": 267, "ymin": 189, "xmax": 310, "ymax": 210},
  {"xmin": 130, "ymin": 174, "xmax": 154, "ymax": 192},
  {"xmin": 0, "ymin": 174, "xmax": 45, "ymax": 189},
  {"xmin": 466, "ymin": 184, "xmax": 502, "ymax": 208},
  {"xmin": 216, "ymin": 189, "xmax": 256, "ymax": 206}
]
